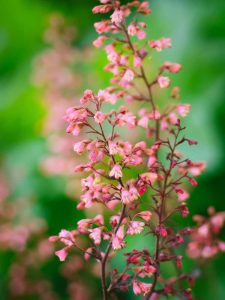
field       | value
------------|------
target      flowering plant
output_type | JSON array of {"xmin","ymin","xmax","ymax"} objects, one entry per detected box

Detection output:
[
  {"xmin": 187, "ymin": 207, "xmax": 225, "ymax": 260},
  {"xmin": 50, "ymin": 1, "xmax": 208, "ymax": 299}
]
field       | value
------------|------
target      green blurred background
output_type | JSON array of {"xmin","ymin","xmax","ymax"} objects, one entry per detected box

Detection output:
[{"xmin": 0, "ymin": 0, "xmax": 225, "ymax": 299}]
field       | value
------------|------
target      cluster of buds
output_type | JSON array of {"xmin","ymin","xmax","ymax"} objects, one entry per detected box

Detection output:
[
  {"xmin": 50, "ymin": 1, "xmax": 206, "ymax": 299},
  {"xmin": 187, "ymin": 207, "xmax": 225, "ymax": 259}
]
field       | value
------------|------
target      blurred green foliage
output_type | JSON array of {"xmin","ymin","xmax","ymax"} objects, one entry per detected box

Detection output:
[{"xmin": 0, "ymin": 0, "xmax": 225, "ymax": 299}]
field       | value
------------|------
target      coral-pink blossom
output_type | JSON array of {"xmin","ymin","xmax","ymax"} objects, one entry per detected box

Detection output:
[
  {"xmin": 110, "ymin": 9, "xmax": 124, "ymax": 25},
  {"xmin": 133, "ymin": 280, "xmax": 152, "ymax": 295},
  {"xmin": 157, "ymin": 76, "xmax": 170, "ymax": 88},
  {"xmin": 55, "ymin": 248, "xmax": 69, "ymax": 262},
  {"xmin": 109, "ymin": 164, "xmax": 122, "ymax": 179}
]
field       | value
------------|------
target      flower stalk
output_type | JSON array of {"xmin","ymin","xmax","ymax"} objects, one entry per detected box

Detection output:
[{"xmin": 50, "ymin": 1, "xmax": 207, "ymax": 299}]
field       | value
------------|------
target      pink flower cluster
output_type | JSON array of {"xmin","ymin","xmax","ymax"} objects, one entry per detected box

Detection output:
[
  {"xmin": 0, "ymin": 172, "xmax": 59, "ymax": 300},
  {"xmin": 50, "ymin": 1, "xmax": 207, "ymax": 299},
  {"xmin": 187, "ymin": 207, "xmax": 225, "ymax": 259},
  {"xmin": 33, "ymin": 14, "xmax": 91, "ymax": 180}
]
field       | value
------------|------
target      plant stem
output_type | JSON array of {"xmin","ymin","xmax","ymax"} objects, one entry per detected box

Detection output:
[{"xmin": 101, "ymin": 204, "xmax": 127, "ymax": 300}]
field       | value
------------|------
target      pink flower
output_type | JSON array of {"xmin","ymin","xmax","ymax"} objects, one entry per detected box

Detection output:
[
  {"xmin": 107, "ymin": 51, "xmax": 119, "ymax": 64},
  {"xmin": 128, "ymin": 24, "xmax": 137, "ymax": 36},
  {"xmin": 109, "ymin": 164, "xmax": 122, "ymax": 179},
  {"xmin": 58, "ymin": 229, "xmax": 76, "ymax": 246},
  {"xmin": 77, "ymin": 219, "xmax": 92, "ymax": 233},
  {"xmin": 135, "ymin": 262, "xmax": 157, "ymax": 278},
  {"xmin": 66, "ymin": 124, "xmax": 80, "ymax": 136},
  {"xmin": 176, "ymin": 104, "xmax": 191, "ymax": 117},
  {"xmin": 110, "ymin": 215, "xmax": 121, "ymax": 227},
  {"xmin": 160, "ymin": 37, "xmax": 172, "ymax": 48},
  {"xmin": 94, "ymin": 20, "xmax": 110, "ymax": 33},
  {"xmin": 176, "ymin": 256, "xmax": 182, "ymax": 268},
  {"xmin": 64, "ymin": 107, "xmax": 88, "ymax": 135},
  {"xmin": 211, "ymin": 214, "xmax": 225, "ymax": 233},
  {"xmin": 218, "ymin": 241, "xmax": 225, "ymax": 252},
  {"xmin": 81, "ymin": 175, "xmax": 94, "ymax": 188},
  {"xmin": 157, "ymin": 76, "xmax": 170, "ymax": 88},
  {"xmin": 55, "ymin": 248, "xmax": 68, "ymax": 262},
  {"xmin": 93, "ymin": 35, "xmax": 106, "ymax": 48},
  {"xmin": 188, "ymin": 161, "xmax": 206, "ymax": 176},
  {"xmin": 73, "ymin": 140, "xmax": 88, "ymax": 154},
  {"xmin": 149, "ymin": 37, "xmax": 172, "ymax": 51},
  {"xmin": 138, "ymin": 116, "xmax": 149, "ymax": 128},
  {"xmin": 129, "ymin": 187, "xmax": 139, "ymax": 201},
  {"xmin": 179, "ymin": 204, "xmax": 189, "ymax": 218},
  {"xmin": 80, "ymin": 89, "xmax": 94, "ymax": 104},
  {"xmin": 188, "ymin": 178, "xmax": 198, "ymax": 186},
  {"xmin": 157, "ymin": 225, "xmax": 168, "ymax": 237},
  {"xmin": 121, "ymin": 189, "xmax": 131, "ymax": 204},
  {"xmin": 89, "ymin": 149, "xmax": 104, "ymax": 163},
  {"xmin": 112, "ymin": 226, "xmax": 125, "ymax": 250},
  {"xmin": 94, "ymin": 111, "xmax": 107, "ymax": 124},
  {"xmin": 149, "ymin": 293, "xmax": 159, "ymax": 300},
  {"xmin": 97, "ymin": 89, "xmax": 118, "ymax": 104},
  {"xmin": 134, "ymin": 55, "xmax": 142, "ymax": 68},
  {"xmin": 137, "ymin": 30, "xmax": 146, "ymax": 40},
  {"xmin": 176, "ymin": 188, "xmax": 189, "ymax": 202},
  {"xmin": 116, "ymin": 110, "xmax": 136, "ymax": 128},
  {"xmin": 74, "ymin": 163, "xmax": 93, "ymax": 173},
  {"xmin": 136, "ymin": 211, "xmax": 152, "ymax": 222},
  {"xmin": 110, "ymin": 9, "xmax": 124, "ymax": 25},
  {"xmin": 84, "ymin": 247, "xmax": 94, "ymax": 261},
  {"xmin": 140, "ymin": 172, "xmax": 158, "ymax": 185},
  {"xmin": 120, "ymin": 55, "xmax": 128, "ymax": 66},
  {"xmin": 197, "ymin": 224, "xmax": 209, "ymax": 238},
  {"xmin": 49, "ymin": 235, "xmax": 59, "ymax": 242},
  {"xmin": 127, "ymin": 221, "xmax": 145, "ymax": 235},
  {"xmin": 133, "ymin": 280, "xmax": 152, "ymax": 295},
  {"xmin": 150, "ymin": 110, "xmax": 161, "ymax": 120},
  {"xmin": 89, "ymin": 228, "xmax": 102, "ymax": 245},
  {"xmin": 187, "ymin": 139, "xmax": 198, "ymax": 145},
  {"xmin": 147, "ymin": 156, "xmax": 156, "ymax": 168},
  {"xmin": 108, "ymin": 141, "xmax": 119, "ymax": 155},
  {"xmin": 110, "ymin": 214, "xmax": 127, "ymax": 228},
  {"xmin": 92, "ymin": 4, "xmax": 112, "ymax": 14},
  {"xmin": 162, "ymin": 61, "xmax": 182, "ymax": 73},
  {"xmin": 168, "ymin": 112, "xmax": 179, "ymax": 125},
  {"xmin": 138, "ymin": 1, "xmax": 151, "ymax": 14},
  {"xmin": 94, "ymin": 214, "xmax": 104, "ymax": 226},
  {"xmin": 122, "ymin": 69, "xmax": 134, "ymax": 82},
  {"xmin": 202, "ymin": 245, "xmax": 218, "ymax": 258},
  {"xmin": 98, "ymin": 89, "xmax": 110, "ymax": 102},
  {"xmin": 77, "ymin": 215, "xmax": 104, "ymax": 234}
]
